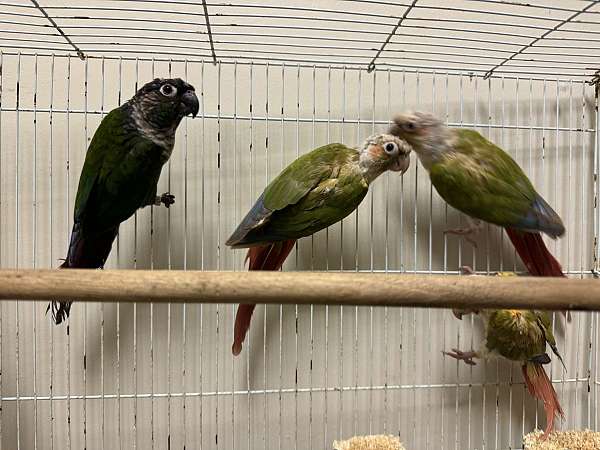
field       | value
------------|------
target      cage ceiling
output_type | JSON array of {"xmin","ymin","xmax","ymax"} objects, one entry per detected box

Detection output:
[{"xmin": 2, "ymin": 0, "xmax": 600, "ymax": 80}]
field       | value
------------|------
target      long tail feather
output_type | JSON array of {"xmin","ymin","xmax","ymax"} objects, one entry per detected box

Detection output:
[
  {"xmin": 506, "ymin": 228, "xmax": 570, "ymax": 321},
  {"xmin": 232, "ymin": 239, "xmax": 296, "ymax": 356},
  {"xmin": 522, "ymin": 363, "xmax": 564, "ymax": 439},
  {"xmin": 48, "ymin": 223, "xmax": 118, "ymax": 325},
  {"xmin": 505, "ymin": 229, "xmax": 564, "ymax": 277}
]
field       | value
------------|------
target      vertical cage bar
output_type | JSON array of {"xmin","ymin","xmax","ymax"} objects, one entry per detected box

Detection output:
[
  {"xmin": 166, "ymin": 59, "xmax": 173, "ymax": 450},
  {"xmin": 309, "ymin": 64, "xmax": 316, "ymax": 449},
  {"xmin": 354, "ymin": 67, "xmax": 361, "ymax": 438},
  {"xmin": 555, "ymin": 79, "xmax": 560, "ymax": 263},
  {"xmin": 116, "ymin": 55, "xmax": 122, "ymax": 450},
  {"xmin": 264, "ymin": 62, "xmax": 270, "ymax": 450},
  {"xmin": 182, "ymin": 59, "xmax": 189, "ymax": 450},
  {"xmin": 64, "ymin": 53, "xmax": 70, "ymax": 450},
  {"xmin": 133, "ymin": 56, "xmax": 139, "ymax": 450},
  {"xmin": 230, "ymin": 58, "xmax": 236, "ymax": 450},
  {"xmin": 246, "ymin": 60, "xmax": 253, "ymax": 450},
  {"xmin": 14, "ymin": 52, "xmax": 21, "ymax": 450},
  {"xmin": 368, "ymin": 69, "xmax": 376, "ymax": 438},
  {"xmin": 324, "ymin": 63, "xmax": 331, "ymax": 450},
  {"xmin": 198, "ymin": 59, "xmax": 205, "ymax": 450},
  {"xmin": 83, "ymin": 55, "xmax": 88, "ymax": 450},
  {"xmin": 100, "ymin": 55, "xmax": 106, "ymax": 450},
  {"xmin": 310, "ymin": 65, "xmax": 315, "ymax": 272},
  {"xmin": 596, "ymin": 76, "xmax": 600, "ymax": 277},
  {"xmin": 32, "ymin": 53, "xmax": 38, "ymax": 450},
  {"xmin": 149, "ymin": 58, "xmax": 155, "ymax": 450},
  {"xmin": 383, "ymin": 67, "xmax": 391, "ymax": 437},
  {"xmin": 215, "ymin": 59, "xmax": 222, "ymax": 450},
  {"xmin": 181, "ymin": 59, "xmax": 189, "ymax": 450},
  {"xmin": 0, "ymin": 50, "xmax": 3, "ymax": 450},
  {"xmin": 278, "ymin": 63, "xmax": 285, "ymax": 448},
  {"xmin": 581, "ymin": 80, "xmax": 588, "ymax": 280}
]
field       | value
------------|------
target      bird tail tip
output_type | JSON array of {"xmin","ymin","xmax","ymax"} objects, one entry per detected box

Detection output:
[
  {"xmin": 232, "ymin": 304, "xmax": 256, "ymax": 357},
  {"xmin": 46, "ymin": 300, "xmax": 72, "ymax": 325},
  {"xmin": 522, "ymin": 363, "xmax": 564, "ymax": 439}
]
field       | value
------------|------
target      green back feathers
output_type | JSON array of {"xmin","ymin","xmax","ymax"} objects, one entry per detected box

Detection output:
[
  {"xmin": 263, "ymin": 143, "xmax": 354, "ymax": 211},
  {"xmin": 429, "ymin": 129, "xmax": 539, "ymax": 228},
  {"xmin": 227, "ymin": 143, "xmax": 368, "ymax": 247}
]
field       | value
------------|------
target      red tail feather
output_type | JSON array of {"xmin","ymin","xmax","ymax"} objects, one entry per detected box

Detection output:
[
  {"xmin": 522, "ymin": 363, "xmax": 564, "ymax": 439},
  {"xmin": 232, "ymin": 239, "xmax": 296, "ymax": 356},
  {"xmin": 505, "ymin": 229, "xmax": 564, "ymax": 277},
  {"xmin": 505, "ymin": 229, "xmax": 570, "ymax": 320}
]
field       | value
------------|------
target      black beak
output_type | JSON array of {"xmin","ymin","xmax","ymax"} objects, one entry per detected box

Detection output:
[{"xmin": 182, "ymin": 90, "xmax": 199, "ymax": 118}]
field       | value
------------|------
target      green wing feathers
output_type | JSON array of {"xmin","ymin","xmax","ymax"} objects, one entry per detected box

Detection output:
[
  {"xmin": 430, "ymin": 129, "xmax": 564, "ymax": 236},
  {"xmin": 227, "ymin": 143, "xmax": 368, "ymax": 247},
  {"xmin": 74, "ymin": 107, "xmax": 165, "ymax": 233}
]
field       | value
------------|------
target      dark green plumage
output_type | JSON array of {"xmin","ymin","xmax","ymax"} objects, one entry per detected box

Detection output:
[
  {"xmin": 227, "ymin": 143, "xmax": 369, "ymax": 247},
  {"xmin": 49, "ymin": 78, "xmax": 199, "ymax": 324},
  {"xmin": 74, "ymin": 107, "xmax": 166, "ymax": 231}
]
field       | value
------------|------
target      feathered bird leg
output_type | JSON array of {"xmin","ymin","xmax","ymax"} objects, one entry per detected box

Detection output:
[
  {"xmin": 155, "ymin": 192, "xmax": 175, "ymax": 208},
  {"xmin": 443, "ymin": 348, "xmax": 478, "ymax": 366},
  {"xmin": 444, "ymin": 218, "xmax": 483, "ymax": 248}
]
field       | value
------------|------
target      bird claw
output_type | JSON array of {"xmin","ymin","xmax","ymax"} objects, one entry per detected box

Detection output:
[
  {"xmin": 444, "ymin": 228, "xmax": 479, "ymax": 248},
  {"xmin": 460, "ymin": 266, "xmax": 475, "ymax": 275},
  {"xmin": 155, "ymin": 192, "xmax": 175, "ymax": 208},
  {"xmin": 443, "ymin": 220, "xmax": 483, "ymax": 248},
  {"xmin": 452, "ymin": 308, "xmax": 479, "ymax": 320},
  {"xmin": 443, "ymin": 348, "xmax": 478, "ymax": 365}
]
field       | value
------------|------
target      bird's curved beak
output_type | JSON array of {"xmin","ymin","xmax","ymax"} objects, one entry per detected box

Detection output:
[
  {"xmin": 182, "ymin": 90, "xmax": 199, "ymax": 118},
  {"xmin": 389, "ymin": 153, "xmax": 411, "ymax": 174}
]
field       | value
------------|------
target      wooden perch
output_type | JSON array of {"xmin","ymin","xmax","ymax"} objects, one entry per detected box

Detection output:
[{"xmin": 0, "ymin": 269, "xmax": 598, "ymax": 311}]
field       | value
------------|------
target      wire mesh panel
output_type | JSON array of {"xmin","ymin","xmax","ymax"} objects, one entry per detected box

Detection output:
[
  {"xmin": 0, "ymin": 52, "xmax": 597, "ymax": 450},
  {"xmin": 2, "ymin": 1, "xmax": 600, "ymax": 78},
  {"xmin": 0, "ymin": 1, "xmax": 600, "ymax": 450}
]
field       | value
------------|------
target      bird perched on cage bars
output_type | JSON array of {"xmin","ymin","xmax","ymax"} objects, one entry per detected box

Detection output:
[
  {"xmin": 48, "ymin": 78, "xmax": 199, "ymax": 324},
  {"xmin": 444, "ymin": 270, "xmax": 565, "ymax": 440},
  {"xmin": 388, "ymin": 112, "xmax": 566, "ymax": 280},
  {"xmin": 225, "ymin": 134, "xmax": 412, "ymax": 355}
]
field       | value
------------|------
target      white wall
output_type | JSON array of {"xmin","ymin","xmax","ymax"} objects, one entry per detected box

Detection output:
[{"xmin": 0, "ymin": 50, "xmax": 598, "ymax": 449}]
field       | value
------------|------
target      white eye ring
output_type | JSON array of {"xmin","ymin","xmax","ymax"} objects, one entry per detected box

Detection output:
[
  {"xmin": 160, "ymin": 84, "xmax": 177, "ymax": 97},
  {"xmin": 384, "ymin": 142, "xmax": 398, "ymax": 154}
]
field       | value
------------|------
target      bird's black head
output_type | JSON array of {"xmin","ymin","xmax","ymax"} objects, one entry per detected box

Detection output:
[{"xmin": 131, "ymin": 78, "xmax": 199, "ymax": 132}]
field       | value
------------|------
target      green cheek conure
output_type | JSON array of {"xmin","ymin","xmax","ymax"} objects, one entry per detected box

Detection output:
[
  {"xmin": 48, "ymin": 78, "xmax": 199, "ymax": 324},
  {"xmin": 388, "ymin": 112, "xmax": 565, "ymax": 279},
  {"xmin": 445, "ymin": 273, "xmax": 565, "ymax": 439},
  {"xmin": 226, "ymin": 134, "xmax": 412, "ymax": 355}
]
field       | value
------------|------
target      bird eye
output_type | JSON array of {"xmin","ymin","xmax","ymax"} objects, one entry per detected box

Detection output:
[
  {"xmin": 404, "ymin": 122, "xmax": 415, "ymax": 131},
  {"xmin": 160, "ymin": 84, "xmax": 177, "ymax": 97},
  {"xmin": 384, "ymin": 142, "xmax": 398, "ymax": 154}
]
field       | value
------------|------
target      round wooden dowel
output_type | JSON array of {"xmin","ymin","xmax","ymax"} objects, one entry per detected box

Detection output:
[{"xmin": 0, "ymin": 269, "xmax": 597, "ymax": 311}]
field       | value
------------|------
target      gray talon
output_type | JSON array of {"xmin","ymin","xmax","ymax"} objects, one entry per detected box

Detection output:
[{"xmin": 159, "ymin": 192, "xmax": 175, "ymax": 208}]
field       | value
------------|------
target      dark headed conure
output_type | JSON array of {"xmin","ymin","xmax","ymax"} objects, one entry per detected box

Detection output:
[
  {"xmin": 388, "ymin": 112, "xmax": 565, "ymax": 278},
  {"xmin": 445, "ymin": 272, "xmax": 565, "ymax": 439},
  {"xmin": 48, "ymin": 78, "xmax": 199, "ymax": 324},
  {"xmin": 226, "ymin": 134, "xmax": 412, "ymax": 355}
]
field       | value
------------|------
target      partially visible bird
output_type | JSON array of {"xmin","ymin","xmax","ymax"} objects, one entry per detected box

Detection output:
[
  {"xmin": 49, "ymin": 78, "xmax": 199, "ymax": 324},
  {"xmin": 226, "ymin": 134, "xmax": 412, "ymax": 355},
  {"xmin": 445, "ymin": 272, "xmax": 565, "ymax": 440}
]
